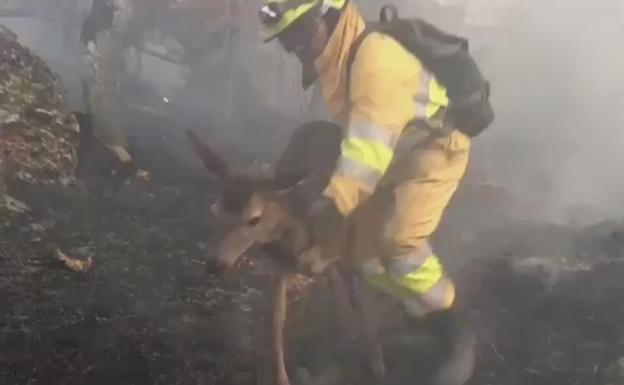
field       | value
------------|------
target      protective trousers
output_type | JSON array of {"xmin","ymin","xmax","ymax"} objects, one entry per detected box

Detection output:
[{"xmin": 361, "ymin": 129, "xmax": 471, "ymax": 317}]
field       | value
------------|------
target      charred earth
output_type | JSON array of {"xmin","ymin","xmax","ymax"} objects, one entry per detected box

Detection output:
[{"xmin": 1, "ymin": 23, "xmax": 624, "ymax": 385}]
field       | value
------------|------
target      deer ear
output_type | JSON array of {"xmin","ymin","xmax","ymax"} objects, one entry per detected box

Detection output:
[
  {"xmin": 186, "ymin": 129, "xmax": 229, "ymax": 178},
  {"xmin": 267, "ymin": 169, "xmax": 331, "ymax": 208}
]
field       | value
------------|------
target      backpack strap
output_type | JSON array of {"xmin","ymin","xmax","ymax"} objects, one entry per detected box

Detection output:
[
  {"xmin": 344, "ymin": 25, "xmax": 445, "ymax": 156},
  {"xmin": 345, "ymin": 4, "xmax": 398, "ymax": 96},
  {"xmin": 344, "ymin": 13, "xmax": 451, "ymax": 152},
  {"xmin": 345, "ymin": 26, "xmax": 374, "ymax": 105},
  {"xmin": 379, "ymin": 4, "xmax": 398, "ymax": 23}
]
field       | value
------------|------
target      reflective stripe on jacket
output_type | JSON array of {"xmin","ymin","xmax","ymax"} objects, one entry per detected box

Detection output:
[{"xmin": 314, "ymin": 2, "xmax": 449, "ymax": 216}]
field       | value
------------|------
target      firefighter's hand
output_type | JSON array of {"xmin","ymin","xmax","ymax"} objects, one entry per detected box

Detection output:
[{"xmin": 296, "ymin": 198, "xmax": 345, "ymax": 275}]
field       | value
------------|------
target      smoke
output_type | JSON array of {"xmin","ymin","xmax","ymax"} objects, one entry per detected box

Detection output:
[
  {"xmin": 476, "ymin": 0, "xmax": 624, "ymax": 222},
  {"xmin": 383, "ymin": 0, "xmax": 624, "ymax": 222},
  {"xmin": 4, "ymin": 0, "xmax": 624, "ymax": 223}
]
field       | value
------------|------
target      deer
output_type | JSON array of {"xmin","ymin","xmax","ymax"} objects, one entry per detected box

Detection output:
[{"xmin": 186, "ymin": 120, "xmax": 476, "ymax": 385}]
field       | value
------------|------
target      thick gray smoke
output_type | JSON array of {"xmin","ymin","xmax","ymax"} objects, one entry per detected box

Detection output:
[
  {"xmin": 363, "ymin": 0, "xmax": 624, "ymax": 223},
  {"xmin": 469, "ymin": 0, "xmax": 624, "ymax": 223},
  {"xmin": 3, "ymin": 0, "xmax": 624, "ymax": 223}
]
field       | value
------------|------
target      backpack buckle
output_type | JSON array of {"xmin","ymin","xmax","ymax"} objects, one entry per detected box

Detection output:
[{"xmin": 379, "ymin": 4, "xmax": 398, "ymax": 23}]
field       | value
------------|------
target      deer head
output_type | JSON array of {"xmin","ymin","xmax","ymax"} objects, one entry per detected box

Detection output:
[
  {"xmin": 186, "ymin": 129, "xmax": 311, "ymax": 271},
  {"xmin": 187, "ymin": 121, "xmax": 342, "ymax": 274}
]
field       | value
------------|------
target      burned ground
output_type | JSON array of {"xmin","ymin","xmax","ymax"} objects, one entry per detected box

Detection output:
[{"xmin": 2, "ymin": 110, "xmax": 624, "ymax": 385}]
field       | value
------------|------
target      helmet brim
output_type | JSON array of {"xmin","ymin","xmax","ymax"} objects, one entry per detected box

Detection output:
[{"xmin": 261, "ymin": 1, "xmax": 318, "ymax": 43}]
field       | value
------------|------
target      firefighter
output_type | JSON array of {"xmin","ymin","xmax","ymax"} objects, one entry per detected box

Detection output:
[
  {"xmin": 259, "ymin": 0, "xmax": 475, "ymax": 380},
  {"xmin": 80, "ymin": 0, "xmax": 135, "ymax": 165}
]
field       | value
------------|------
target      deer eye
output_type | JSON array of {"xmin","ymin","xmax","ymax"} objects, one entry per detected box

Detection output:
[{"xmin": 247, "ymin": 216, "xmax": 261, "ymax": 227}]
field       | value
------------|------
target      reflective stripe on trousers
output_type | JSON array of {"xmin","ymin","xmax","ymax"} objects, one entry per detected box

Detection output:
[{"xmin": 361, "ymin": 253, "xmax": 455, "ymax": 316}]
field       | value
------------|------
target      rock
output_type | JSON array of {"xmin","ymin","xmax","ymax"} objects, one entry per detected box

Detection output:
[
  {"xmin": 54, "ymin": 248, "xmax": 93, "ymax": 273},
  {"xmin": 599, "ymin": 356, "xmax": 624, "ymax": 385},
  {"xmin": 1, "ymin": 194, "xmax": 30, "ymax": 214},
  {"xmin": 0, "ymin": 25, "xmax": 17, "ymax": 42},
  {"xmin": 0, "ymin": 24, "xmax": 80, "ymax": 216}
]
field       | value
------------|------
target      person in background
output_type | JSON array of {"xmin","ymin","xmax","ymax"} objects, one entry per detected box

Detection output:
[{"xmin": 80, "ymin": 0, "xmax": 134, "ymax": 166}]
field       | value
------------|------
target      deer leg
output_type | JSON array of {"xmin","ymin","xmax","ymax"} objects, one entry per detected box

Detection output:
[
  {"xmin": 349, "ymin": 274, "xmax": 386, "ymax": 379},
  {"xmin": 328, "ymin": 267, "xmax": 359, "ymax": 340},
  {"xmin": 272, "ymin": 273, "xmax": 291, "ymax": 385}
]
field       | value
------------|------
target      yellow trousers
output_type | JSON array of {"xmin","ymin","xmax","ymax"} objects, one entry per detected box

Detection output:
[{"xmin": 360, "ymin": 129, "xmax": 471, "ymax": 316}]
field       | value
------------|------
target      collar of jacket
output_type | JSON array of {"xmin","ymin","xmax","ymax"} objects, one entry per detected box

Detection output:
[{"xmin": 313, "ymin": 2, "xmax": 365, "ymax": 125}]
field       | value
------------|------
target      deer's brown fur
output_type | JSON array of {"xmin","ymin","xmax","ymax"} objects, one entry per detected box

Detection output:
[
  {"xmin": 187, "ymin": 120, "xmax": 478, "ymax": 385},
  {"xmin": 186, "ymin": 122, "xmax": 385, "ymax": 385}
]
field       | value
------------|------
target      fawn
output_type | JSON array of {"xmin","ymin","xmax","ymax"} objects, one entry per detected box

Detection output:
[{"xmin": 187, "ymin": 120, "xmax": 475, "ymax": 385}]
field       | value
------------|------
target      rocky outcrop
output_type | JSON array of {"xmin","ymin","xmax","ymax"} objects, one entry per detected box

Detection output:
[{"xmin": 0, "ymin": 24, "xmax": 80, "ymax": 213}]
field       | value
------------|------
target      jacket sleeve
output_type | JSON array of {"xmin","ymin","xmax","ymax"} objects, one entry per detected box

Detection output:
[{"xmin": 322, "ymin": 33, "xmax": 429, "ymax": 216}]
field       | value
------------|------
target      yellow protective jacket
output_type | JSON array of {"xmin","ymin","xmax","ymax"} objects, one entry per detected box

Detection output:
[{"xmin": 314, "ymin": 2, "xmax": 450, "ymax": 216}]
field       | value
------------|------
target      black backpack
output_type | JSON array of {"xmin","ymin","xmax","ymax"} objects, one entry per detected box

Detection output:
[{"xmin": 347, "ymin": 5, "xmax": 494, "ymax": 138}]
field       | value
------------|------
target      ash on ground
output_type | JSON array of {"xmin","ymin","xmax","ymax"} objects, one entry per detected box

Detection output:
[{"xmin": 1, "ymin": 22, "xmax": 624, "ymax": 385}]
